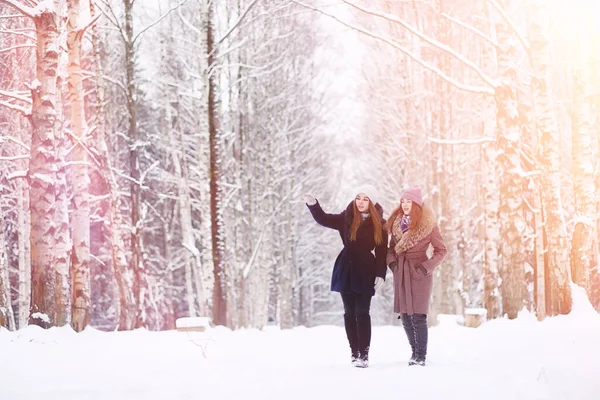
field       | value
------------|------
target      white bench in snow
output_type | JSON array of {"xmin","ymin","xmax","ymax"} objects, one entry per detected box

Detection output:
[
  {"xmin": 464, "ymin": 308, "xmax": 487, "ymax": 328},
  {"xmin": 176, "ymin": 317, "xmax": 210, "ymax": 332}
]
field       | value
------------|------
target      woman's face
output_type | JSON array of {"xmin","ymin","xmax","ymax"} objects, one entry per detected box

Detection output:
[
  {"xmin": 355, "ymin": 194, "xmax": 370, "ymax": 213},
  {"xmin": 401, "ymin": 198, "xmax": 413, "ymax": 215}
]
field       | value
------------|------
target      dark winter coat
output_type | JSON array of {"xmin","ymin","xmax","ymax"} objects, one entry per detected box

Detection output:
[
  {"xmin": 387, "ymin": 204, "xmax": 447, "ymax": 315},
  {"xmin": 307, "ymin": 200, "xmax": 387, "ymax": 296}
]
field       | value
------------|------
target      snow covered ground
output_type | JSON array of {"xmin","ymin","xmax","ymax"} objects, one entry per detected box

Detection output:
[{"xmin": 2, "ymin": 287, "xmax": 599, "ymax": 400}]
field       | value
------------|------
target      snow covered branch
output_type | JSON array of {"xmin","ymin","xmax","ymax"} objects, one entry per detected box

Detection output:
[
  {"xmin": 440, "ymin": 13, "xmax": 499, "ymax": 48},
  {"xmin": 133, "ymin": 0, "xmax": 188, "ymax": 44},
  {"xmin": 0, "ymin": 154, "xmax": 29, "ymax": 161},
  {"xmin": 0, "ymin": 135, "xmax": 30, "ymax": 151},
  {"xmin": 486, "ymin": 0, "xmax": 530, "ymax": 51},
  {"xmin": 428, "ymin": 136, "xmax": 495, "ymax": 145},
  {"xmin": 0, "ymin": 0, "xmax": 36, "ymax": 19},
  {"xmin": 293, "ymin": 1, "xmax": 494, "ymax": 95},
  {"xmin": 0, "ymin": 89, "xmax": 31, "ymax": 103},
  {"xmin": 0, "ymin": 43, "xmax": 35, "ymax": 53},
  {"xmin": 0, "ymin": 99, "xmax": 31, "ymax": 116},
  {"xmin": 217, "ymin": 0, "xmax": 259, "ymax": 44},
  {"xmin": 342, "ymin": 0, "xmax": 498, "ymax": 89}
]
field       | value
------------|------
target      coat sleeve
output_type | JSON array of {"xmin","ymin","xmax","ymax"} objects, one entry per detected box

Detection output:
[
  {"xmin": 306, "ymin": 200, "xmax": 344, "ymax": 231},
  {"xmin": 375, "ymin": 229, "xmax": 388, "ymax": 279},
  {"xmin": 386, "ymin": 234, "xmax": 398, "ymax": 269},
  {"xmin": 421, "ymin": 225, "xmax": 447, "ymax": 274}
]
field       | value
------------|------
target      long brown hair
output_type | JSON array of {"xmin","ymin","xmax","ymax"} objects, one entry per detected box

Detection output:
[
  {"xmin": 387, "ymin": 202, "xmax": 423, "ymax": 234},
  {"xmin": 350, "ymin": 201, "xmax": 384, "ymax": 245}
]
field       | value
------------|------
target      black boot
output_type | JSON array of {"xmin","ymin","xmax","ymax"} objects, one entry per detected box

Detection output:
[
  {"xmin": 343, "ymin": 314, "xmax": 359, "ymax": 364},
  {"xmin": 413, "ymin": 314, "xmax": 428, "ymax": 366},
  {"xmin": 355, "ymin": 314, "xmax": 371, "ymax": 368},
  {"xmin": 401, "ymin": 314, "xmax": 416, "ymax": 365}
]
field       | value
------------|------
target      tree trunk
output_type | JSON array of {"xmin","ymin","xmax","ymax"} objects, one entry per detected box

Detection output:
[
  {"xmin": 532, "ymin": 186, "xmax": 546, "ymax": 320},
  {"xmin": 204, "ymin": 0, "xmax": 227, "ymax": 327},
  {"xmin": 17, "ymin": 149, "xmax": 31, "ymax": 329},
  {"xmin": 67, "ymin": 0, "xmax": 91, "ymax": 332},
  {"xmin": 494, "ymin": 0, "xmax": 526, "ymax": 319},
  {"xmin": 527, "ymin": 0, "xmax": 572, "ymax": 315},
  {"xmin": 88, "ymin": 0, "xmax": 135, "ymax": 330},
  {"xmin": 123, "ymin": 0, "xmax": 147, "ymax": 328},
  {"xmin": 570, "ymin": 46, "xmax": 596, "ymax": 290},
  {"xmin": 167, "ymin": 97, "xmax": 203, "ymax": 317},
  {"xmin": 0, "ymin": 211, "xmax": 15, "ymax": 330},
  {"xmin": 27, "ymin": 2, "xmax": 72, "ymax": 328},
  {"xmin": 482, "ymin": 138, "xmax": 501, "ymax": 319}
]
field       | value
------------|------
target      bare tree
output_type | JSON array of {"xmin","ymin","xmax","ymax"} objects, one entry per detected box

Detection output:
[{"xmin": 527, "ymin": 0, "xmax": 571, "ymax": 315}]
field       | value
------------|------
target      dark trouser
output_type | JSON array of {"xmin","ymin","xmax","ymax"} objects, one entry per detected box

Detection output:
[
  {"xmin": 341, "ymin": 293, "xmax": 372, "ymax": 361},
  {"xmin": 401, "ymin": 313, "xmax": 428, "ymax": 365}
]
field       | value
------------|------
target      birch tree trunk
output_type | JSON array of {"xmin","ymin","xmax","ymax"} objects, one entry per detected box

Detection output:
[
  {"xmin": 482, "ymin": 138, "xmax": 501, "ymax": 319},
  {"xmin": 178, "ymin": 0, "xmax": 213, "ymax": 315},
  {"xmin": 527, "ymin": 0, "xmax": 572, "ymax": 315},
  {"xmin": 166, "ymin": 97, "xmax": 203, "ymax": 317},
  {"xmin": 14, "ymin": 0, "xmax": 73, "ymax": 328},
  {"xmin": 0, "ymin": 211, "xmax": 15, "ymax": 330},
  {"xmin": 570, "ymin": 45, "xmax": 596, "ymax": 290},
  {"xmin": 17, "ymin": 135, "xmax": 31, "ymax": 329},
  {"xmin": 110, "ymin": 190, "xmax": 136, "ymax": 330},
  {"xmin": 67, "ymin": 0, "xmax": 91, "ymax": 332},
  {"xmin": 88, "ymin": 1, "xmax": 134, "ymax": 329},
  {"xmin": 533, "ymin": 187, "xmax": 546, "ymax": 320},
  {"xmin": 494, "ymin": 0, "xmax": 526, "ymax": 319}
]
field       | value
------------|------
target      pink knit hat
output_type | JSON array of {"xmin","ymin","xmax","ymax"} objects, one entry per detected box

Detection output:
[{"xmin": 400, "ymin": 186, "xmax": 423, "ymax": 207}]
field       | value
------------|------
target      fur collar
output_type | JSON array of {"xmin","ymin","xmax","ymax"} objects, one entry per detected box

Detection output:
[{"xmin": 392, "ymin": 204, "xmax": 436, "ymax": 254}]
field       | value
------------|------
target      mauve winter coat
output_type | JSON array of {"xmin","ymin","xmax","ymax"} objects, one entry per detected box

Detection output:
[
  {"xmin": 387, "ymin": 204, "xmax": 447, "ymax": 315},
  {"xmin": 307, "ymin": 200, "xmax": 387, "ymax": 296}
]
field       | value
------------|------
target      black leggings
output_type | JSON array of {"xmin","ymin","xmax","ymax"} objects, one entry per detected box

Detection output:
[
  {"xmin": 341, "ymin": 292, "xmax": 372, "ymax": 360},
  {"xmin": 341, "ymin": 292, "xmax": 372, "ymax": 317}
]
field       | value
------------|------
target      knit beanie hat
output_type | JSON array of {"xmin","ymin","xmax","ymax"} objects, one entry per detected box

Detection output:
[
  {"xmin": 354, "ymin": 184, "xmax": 379, "ymax": 205},
  {"xmin": 400, "ymin": 186, "xmax": 423, "ymax": 207}
]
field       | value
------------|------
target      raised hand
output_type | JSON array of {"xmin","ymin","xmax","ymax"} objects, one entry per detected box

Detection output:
[{"xmin": 302, "ymin": 193, "xmax": 317, "ymax": 206}]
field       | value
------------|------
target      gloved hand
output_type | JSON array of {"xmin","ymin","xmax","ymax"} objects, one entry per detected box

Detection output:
[
  {"xmin": 415, "ymin": 263, "xmax": 428, "ymax": 276},
  {"xmin": 374, "ymin": 277, "xmax": 384, "ymax": 291},
  {"xmin": 302, "ymin": 193, "xmax": 317, "ymax": 206},
  {"xmin": 388, "ymin": 261, "xmax": 398, "ymax": 271}
]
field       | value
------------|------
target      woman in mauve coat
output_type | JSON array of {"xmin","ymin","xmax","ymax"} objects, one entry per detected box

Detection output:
[
  {"xmin": 303, "ymin": 184, "xmax": 387, "ymax": 368},
  {"xmin": 387, "ymin": 186, "xmax": 447, "ymax": 366}
]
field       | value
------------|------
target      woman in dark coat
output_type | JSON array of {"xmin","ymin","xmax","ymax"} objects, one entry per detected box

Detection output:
[
  {"xmin": 303, "ymin": 184, "xmax": 387, "ymax": 368},
  {"xmin": 387, "ymin": 186, "xmax": 447, "ymax": 366}
]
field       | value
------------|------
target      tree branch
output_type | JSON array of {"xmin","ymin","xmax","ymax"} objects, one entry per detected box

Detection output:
[
  {"xmin": 0, "ymin": 0, "xmax": 36, "ymax": 18},
  {"xmin": 440, "ymin": 12, "xmax": 498, "ymax": 48},
  {"xmin": 133, "ymin": 0, "xmax": 188, "ymax": 44},
  {"xmin": 293, "ymin": 1, "xmax": 494, "ymax": 95},
  {"xmin": 0, "ymin": 99, "xmax": 31, "ymax": 115},
  {"xmin": 7, "ymin": 170, "xmax": 28, "ymax": 180},
  {"xmin": 428, "ymin": 136, "xmax": 495, "ymax": 145},
  {"xmin": 78, "ymin": 11, "xmax": 102, "ymax": 34},
  {"xmin": 0, "ymin": 135, "xmax": 30, "ymax": 151},
  {"xmin": 0, "ymin": 154, "xmax": 29, "ymax": 161},
  {"xmin": 0, "ymin": 43, "xmax": 35, "ymax": 53},
  {"xmin": 343, "ymin": 0, "xmax": 498, "ymax": 89},
  {"xmin": 486, "ymin": 0, "xmax": 530, "ymax": 51},
  {"xmin": 0, "ymin": 89, "xmax": 32, "ymax": 103},
  {"xmin": 217, "ymin": 0, "xmax": 259, "ymax": 44},
  {"xmin": 0, "ymin": 29, "xmax": 36, "ymax": 40}
]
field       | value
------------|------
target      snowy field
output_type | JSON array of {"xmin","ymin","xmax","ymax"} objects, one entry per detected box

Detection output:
[{"xmin": 1, "ymin": 287, "xmax": 599, "ymax": 400}]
